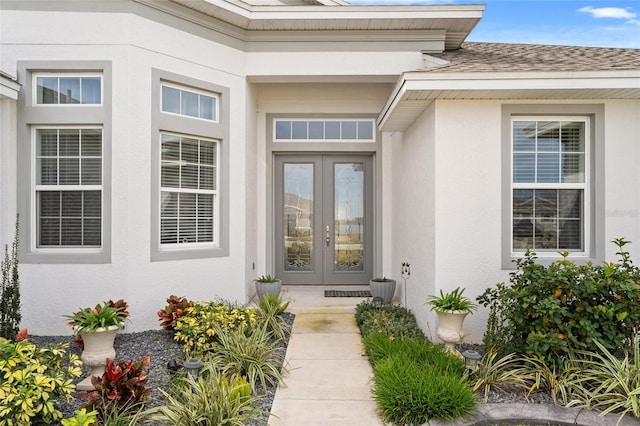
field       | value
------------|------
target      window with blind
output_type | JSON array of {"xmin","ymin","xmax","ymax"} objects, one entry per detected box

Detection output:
[
  {"xmin": 160, "ymin": 133, "xmax": 218, "ymax": 246},
  {"xmin": 35, "ymin": 128, "xmax": 102, "ymax": 247},
  {"xmin": 512, "ymin": 118, "xmax": 588, "ymax": 253}
]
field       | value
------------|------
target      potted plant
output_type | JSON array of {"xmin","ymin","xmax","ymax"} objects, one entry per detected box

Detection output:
[
  {"xmin": 64, "ymin": 299, "xmax": 129, "ymax": 390},
  {"xmin": 255, "ymin": 275, "xmax": 282, "ymax": 301},
  {"xmin": 426, "ymin": 287, "xmax": 477, "ymax": 349},
  {"xmin": 369, "ymin": 277, "xmax": 396, "ymax": 304}
]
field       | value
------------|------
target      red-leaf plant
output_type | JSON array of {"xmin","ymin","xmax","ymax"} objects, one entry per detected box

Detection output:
[
  {"xmin": 157, "ymin": 295, "xmax": 194, "ymax": 331},
  {"xmin": 82, "ymin": 356, "xmax": 152, "ymax": 416}
]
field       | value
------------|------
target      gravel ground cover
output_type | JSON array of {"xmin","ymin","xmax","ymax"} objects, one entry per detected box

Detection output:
[{"xmin": 28, "ymin": 311, "xmax": 295, "ymax": 425}]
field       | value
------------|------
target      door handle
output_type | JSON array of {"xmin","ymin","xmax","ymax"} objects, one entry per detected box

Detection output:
[{"xmin": 325, "ymin": 225, "xmax": 330, "ymax": 251}]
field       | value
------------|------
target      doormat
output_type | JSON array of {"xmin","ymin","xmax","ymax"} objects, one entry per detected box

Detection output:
[{"xmin": 324, "ymin": 290, "xmax": 371, "ymax": 298}]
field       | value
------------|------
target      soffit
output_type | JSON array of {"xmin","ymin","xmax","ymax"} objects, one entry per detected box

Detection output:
[
  {"xmin": 378, "ymin": 71, "xmax": 640, "ymax": 132},
  {"xmin": 165, "ymin": 0, "xmax": 484, "ymax": 50}
]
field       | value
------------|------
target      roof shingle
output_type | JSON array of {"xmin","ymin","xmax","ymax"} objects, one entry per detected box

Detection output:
[{"xmin": 424, "ymin": 42, "xmax": 640, "ymax": 73}]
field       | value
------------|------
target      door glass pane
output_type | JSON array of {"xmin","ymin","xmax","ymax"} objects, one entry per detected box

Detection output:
[
  {"xmin": 334, "ymin": 163, "xmax": 364, "ymax": 271},
  {"xmin": 284, "ymin": 163, "xmax": 314, "ymax": 271}
]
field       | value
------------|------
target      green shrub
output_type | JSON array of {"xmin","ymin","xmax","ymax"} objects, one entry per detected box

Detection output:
[
  {"xmin": 373, "ymin": 352, "xmax": 476, "ymax": 424},
  {"xmin": 209, "ymin": 325, "xmax": 285, "ymax": 394},
  {"xmin": 146, "ymin": 363, "xmax": 262, "ymax": 426},
  {"xmin": 363, "ymin": 333, "xmax": 465, "ymax": 376},
  {"xmin": 254, "ymin": 294, "xmax": 290, "ymax": 341},
  {"xmin": 174, "ymin": 301, "xmax": 256, "ymax": 355},
  {"xmin": 0, "ymin": 339, "xmax": 82, "ymax": 425},
  {"xmin": 61, "ymin": 408, "xmax": 99, "ymax": 426},
  {"xmin": 0, "ymin": 216, "xmax": 20, "ymax": 341},
  {"xmin": 568, "ymin": 336, "xmax": 640, "ymax": 422},
  {"xmin": 355, "ymin": 300, "xmax": 424, "ymax": 340},
  {"xmin": 478, "ymin": 238, "xmax": 640, "ymax": 363}
]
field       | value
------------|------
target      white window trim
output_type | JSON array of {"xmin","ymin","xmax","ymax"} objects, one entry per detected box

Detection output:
[
  {"xmin": 160, "ymin": 81, "xmax": 219, "ymax": 123},
  {"xmin": 510, "ymin": 115, "xmax": 591, "ymax": 258},
  {"xmin": 273, "ymin": 118, "xmax": 376, "ymax": 143},
  {"xmin": 159, "ymin": 132, "xmax": 220, "ymax": 250},
  {"xmin": 32, "ymin": 72, "xmax": 103, "ymax": 106},
  {"xmin": 31, "ymin": 125, "xmax": 104, "ymax": 253}
]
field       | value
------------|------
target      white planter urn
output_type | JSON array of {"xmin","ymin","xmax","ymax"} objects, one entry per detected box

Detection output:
[
  {"xmin": 369, "ymin": 279, "xmax": 396, "ymax": 304},
  {"xmin": 255, "ymin": 279, "xmax": 282, "ymax": 301},
  {"xmin": 77, "ymin": 325, "xmax": 118, "ymax": 391},
  {"xmin": 435, "ymin": 310, "xmax": 469, "ymax": 350}
]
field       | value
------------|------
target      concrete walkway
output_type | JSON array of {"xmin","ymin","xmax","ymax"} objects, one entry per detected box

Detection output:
[{"xmin": 268, "ymin": 286, "xmax": 384, "ymax": 426}]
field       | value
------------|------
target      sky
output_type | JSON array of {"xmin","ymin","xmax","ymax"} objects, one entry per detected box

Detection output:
[{"xmin": 346, "ymin": 0, "xmax": 640, "ymax": 48}]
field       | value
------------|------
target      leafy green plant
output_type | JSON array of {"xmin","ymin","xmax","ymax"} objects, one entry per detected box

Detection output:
[
  {"xmin": 174, "ymin": 301, "xmax": 256, "ymax": 355},
  {"xmin": 568, "ymin": 335, "xmax": 640, "ymax": 423},
  {"xmin": 477, "ymin": 238, "xmax": 640, "ymax": 364},
  {"xmin": 255, "ymin": 275, "xmax": 278, "ymax": 283},
  {"xmin": 355, "ymin": 300, "xmax": 424, "ymax": 340},
  {"xmin": 0, "ymin": 216, "xmax": 20, "ymax": 341},
  {"xmin": 471, "ymin": 350, "xmax": 528, "ymax": 402},
  {"xmin": 157, "ymin": 295, "xmax": 194, "ymax": 331},
  {"xmin": 61, "ymin": 408, "xmax": 99, "ymax": 426},
  {"xmin": 82, "ymin": 356, "xmax": 151, "ymax": 419},
  {"xmin": 426, "ymin": 287, "xmax": 477, "ymax": 313},
  {"xmin": 254, "ymin": 294, "xmax": 290, "ymax": 341},
  {"xmin": 373, "ymin": 351, "xmax": 476, "ymax": 424},
  {"xmin": 512, "ymin": 354, "xmax": 580, "ymax": 405},
  {"xmin": 0, "ymin": 339, "xmax": 82, "ymax": 425},
  {"xmin": 65, "ymin": 300, "xmax": 129, "ymax": 336},
  {"xmin": 146, "ymin": 362, "xmax": 263, "ymax": 426},
  {"xmin": 210, "ymin": 324, "xmax": 285, "ymax": 393}
]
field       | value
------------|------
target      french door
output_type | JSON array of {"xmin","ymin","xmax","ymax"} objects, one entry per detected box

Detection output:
[{"xmin": 274, "ymin": 154, "xmax": 373, "ymax": 285}]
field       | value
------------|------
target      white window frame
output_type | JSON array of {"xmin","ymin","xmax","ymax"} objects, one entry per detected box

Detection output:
[
  {"xmin": 159, "ymin": 132, "xmax": 220, "ymax": 249},
  {"xmin": 33, "ymin": 73, "xmax": 103, "ymax": 106},
  {"xmin": 273, "ymin": 118, "xmax": 376, "ymax": 142},
  {"xmin": 510, "ymin": 115, "xmax": 590, "ymax": 257},
  {"xmin": 31, "ymin": 125, "xmax": 103, "ymax": 254},
  {"xmin": 160, "ymin": 82, "xmax": 219, "ymax": 123}
]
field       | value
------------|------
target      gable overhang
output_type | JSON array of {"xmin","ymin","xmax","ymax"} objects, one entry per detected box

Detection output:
[
  {"xmin": 145, "ymin": 1, "xmax": 484, "ymax": 51},
  {"xmin": 378, "ymin": 70, "xmax": 640, "ymax": 132},
  {"xmin": 0, "ymin": 72, "xmax": 20, "ymax": 100}
]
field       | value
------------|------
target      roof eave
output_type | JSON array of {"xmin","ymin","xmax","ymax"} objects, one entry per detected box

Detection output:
[
  {"xmin": 159, "ymin": 0, "xmax": 484, "ymax": 49},
  {"xmin": 378, "ymin": 70, "xmax": 640, "ymax": 132}
]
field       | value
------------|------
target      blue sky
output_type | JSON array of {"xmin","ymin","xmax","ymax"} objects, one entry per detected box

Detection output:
[{"xmin": 347, "ymin": 1, "xmax": 640, "ymax": 48}]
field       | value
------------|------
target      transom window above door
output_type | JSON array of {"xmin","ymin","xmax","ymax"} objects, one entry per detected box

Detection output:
[
  {"xmin": 274, "ymin": 119, "xmax": 375, "ymax": 142},
  {"xmin": 161, "ymin": 82, "xmax": 218, "ymax": 122}
]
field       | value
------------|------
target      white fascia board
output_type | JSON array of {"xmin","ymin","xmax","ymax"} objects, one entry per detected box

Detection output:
[
  {"xmin": 204, "ymin": 1, "xmax": 484, "ymax": 23},
  {"xmin": 400, "ymin": 70, "xmax": 640, "ymax": 92},
  {"xmin": 0, "ymin": 74, "xmax": 21, "ymax": 100}
]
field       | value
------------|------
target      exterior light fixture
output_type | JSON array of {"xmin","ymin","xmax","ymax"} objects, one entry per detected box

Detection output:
[
  {"xmin": 461, "ymin": 350, "xmax": 482, "ymax": 373},
  {"xmin": 183, "ymin": 358, "xmax": 204, "ymax": 377}
]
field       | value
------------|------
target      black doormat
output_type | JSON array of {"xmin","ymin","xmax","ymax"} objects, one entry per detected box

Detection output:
[{"xmin": 324, "ymin": 290, "xmax": 371, "ymax": 298}]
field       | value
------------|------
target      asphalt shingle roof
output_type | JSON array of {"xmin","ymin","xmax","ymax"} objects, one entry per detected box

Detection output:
[{"xmin": 425, "ymin": 42, "xmax": 640, "ymax": 73}]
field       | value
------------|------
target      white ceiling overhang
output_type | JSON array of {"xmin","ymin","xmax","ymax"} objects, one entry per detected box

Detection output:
[
  {"xmin": 155, "ymin": 0, "xmax": 484, "ymax": 50},
  {"xmin": 378, "ymin": 70, "xmax": 640, "ymax": 132},
  {"xmin": 0, "ymin": 72, "xmax": 21, "ymax": 100}
]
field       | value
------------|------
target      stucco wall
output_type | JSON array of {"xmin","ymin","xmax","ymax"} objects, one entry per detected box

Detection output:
[
  {"xmin": 395, "ymin": 98, "xmax": 640, "ymax": 344},
  {"xmin": 2, "ymin": 7, "xmax": 249, "ymax": 334}
]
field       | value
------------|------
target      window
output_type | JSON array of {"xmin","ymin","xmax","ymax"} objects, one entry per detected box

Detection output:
[
  {"xmin": 18, "ymin": 61, "xmax": 111, "ymax": 263},
  {"xmin": 161, "ymin": 83, "xmax": 217, "ymax": 121},
  {"xmin": 35, "ymin": 75, "xmax": 102, "ymax": 105},
  {"xmin": 160, "ymin": 133, "xmax": 218, "ymax": 246},
  {"xmin": 274, "ymin": 119, "xmax": 375, "ymax": 142},
  {"xmin": 151, "ymin": 69, "xmax": 229, "ymax": 261},
  {"xmin": 35, "ymin": 128, "xmax": 102, "ymax": 247},
  {"xmin": 511, "ymin": 117, "xmax": 588, "ymax": 253}
]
